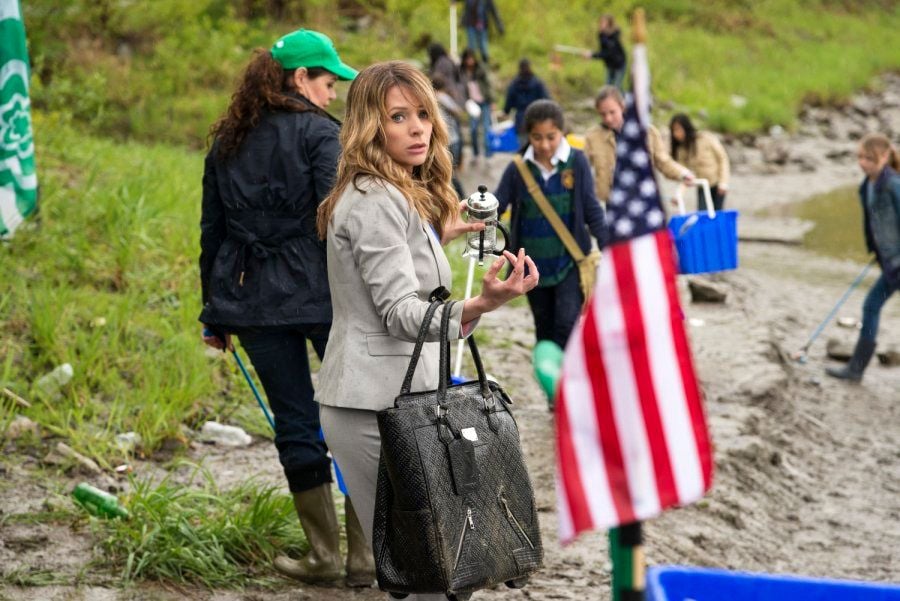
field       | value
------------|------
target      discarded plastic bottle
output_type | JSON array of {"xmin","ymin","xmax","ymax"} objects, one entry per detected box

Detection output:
[
  {"xmin": 72, "ymin": 482, "xmax": 129, "ymax": 519},
  {"xmin": 34, "ymin": 363, "xmax": 74, "ymax": 396},
  {"xmin": 200, "ymin": 420, "xmax": 252, "ymax": 447}
]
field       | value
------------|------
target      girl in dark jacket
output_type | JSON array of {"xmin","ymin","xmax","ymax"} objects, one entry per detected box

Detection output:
[
  {"xmin": 199, "ymin": 29, "xmax": 374, "ymax": 587},
  {"xmin": 826, "ymin": 133, "xmax": 900, "ymax": 382},
  {"xmin": 589, "ymin": 14, "xmax": 626, "ymax": 90},
  {"xmin": 495, "ymin": 100, "xmax": 608, "ymax": 349}
]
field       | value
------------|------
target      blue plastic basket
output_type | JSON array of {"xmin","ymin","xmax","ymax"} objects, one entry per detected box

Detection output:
[
  {"xmin": 667, "ymin": 180, "xmax": 739, "ymax": 275},
  {"xmin": 487, "ymin": 122, "xmax": 519, "ymax": 153},
  {"xmin": 647, "ymin": 566, "xmax": 900, "ymax": 601},
  {"xmin": 668, "ymin": 209, "xmax": 739, "ymax": 274}
]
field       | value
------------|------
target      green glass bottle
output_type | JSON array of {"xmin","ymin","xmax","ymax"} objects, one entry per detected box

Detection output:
[{"xmin": 72, "ymin": 482, "xmax": 129, "ymax": 519}]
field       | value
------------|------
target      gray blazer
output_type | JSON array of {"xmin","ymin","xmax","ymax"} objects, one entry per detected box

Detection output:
[{"xmin": 317, "ymin": 177, "xmax": 466, "ymax": 411}]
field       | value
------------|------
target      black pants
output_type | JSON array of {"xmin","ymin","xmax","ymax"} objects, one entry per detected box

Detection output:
[
  {"xmin": 526, "ymin": 267, "xmax": 583, "ymax": 348},
  {"xmin": 236, "ymin": 324, "xmax": 332, "ymax": 493},
  {"xmin": 698, "ymin": 183, "xmax": 725, "ymax": 212}
]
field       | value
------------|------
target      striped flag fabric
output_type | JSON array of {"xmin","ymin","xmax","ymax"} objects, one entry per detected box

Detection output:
[
  {"xmin": 0, "ymin": 0, "xmax": 38, "ymax": 238},
  {"xmin": 555, "ymin": 41, "xmax": 713, "ymax": 543}
]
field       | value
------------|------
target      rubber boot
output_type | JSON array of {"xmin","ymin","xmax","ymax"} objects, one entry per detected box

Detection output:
[
  {"xmin": 825, "ymin": 337, "xmax": 876, "ymax": 383},
  {"xmin": 274, "ymin": 484, "xmax": 342, "ymax": 583},
  {"xmin": 343, "ymin": 497, "xmax": 376, "ymax": 587}
]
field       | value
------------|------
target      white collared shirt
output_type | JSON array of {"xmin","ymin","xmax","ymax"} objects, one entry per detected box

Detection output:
[{"xmin": 524, "ymin": 136, "xmax": 572, "ymax": 182}]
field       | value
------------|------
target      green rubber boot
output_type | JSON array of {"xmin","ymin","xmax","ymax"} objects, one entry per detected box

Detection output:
[
  {"xmin": 274, "ymin": 484, "xmax": 342, "ymax": 583},
  {"xmin": 343, "ymin": 497, "xmax": 376, "ymax": 587}
]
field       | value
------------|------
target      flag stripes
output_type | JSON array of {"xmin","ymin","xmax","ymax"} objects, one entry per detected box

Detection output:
[{"xmin": 556, "ymin": 230, "xmax": 713, "ymax": 542}]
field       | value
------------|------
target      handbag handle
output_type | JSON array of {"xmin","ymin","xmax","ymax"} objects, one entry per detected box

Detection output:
[
  {"xmin": 399, "ymin": 299, "xmax": 445, "ymax": 395},
  {"xmin": 437, "ymin": 301, "xmax": 492, "ymax": 408},
  {"xmin": 674, "ymin": 178, "xmax": 715, "ymax": 218}
]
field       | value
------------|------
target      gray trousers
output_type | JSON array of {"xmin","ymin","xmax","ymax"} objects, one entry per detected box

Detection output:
[{"xmin": 320, "ymin": 405, "xmax": 445, "ymax": 601}]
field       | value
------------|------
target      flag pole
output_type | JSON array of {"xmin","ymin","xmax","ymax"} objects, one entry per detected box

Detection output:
[
  {"xmin": 606, "ymin": 11, "xmax": 647, "ymax": 601},
  {"xmin": 449, "ymin": 1, "xmax": 458, "ymax": 60}
]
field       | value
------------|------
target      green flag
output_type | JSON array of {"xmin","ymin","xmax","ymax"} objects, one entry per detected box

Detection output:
[{"xmin": 0, "ymin": 0, "xmax": 37, "ymax": 238}]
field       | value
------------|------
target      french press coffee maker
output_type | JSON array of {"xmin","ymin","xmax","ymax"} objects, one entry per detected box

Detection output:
[{"xmin": 464, "ymin": 185, "xmax": 510, "ymax": 265}]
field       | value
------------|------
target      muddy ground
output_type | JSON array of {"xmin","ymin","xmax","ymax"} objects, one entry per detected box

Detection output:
[{"xmin": 3, "ymin": 80, "xmax": 900, "ymax": 599}]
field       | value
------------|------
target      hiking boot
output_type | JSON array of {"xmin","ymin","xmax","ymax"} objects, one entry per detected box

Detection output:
[
  {"xmin": 825, "ymin": 337, "xmax": 876, "ymax": 383},
  {"xmin": 343, "ymin": 497, "xmax": 376, "ymax": 588},
  {"xmin": 274, "ymin": 484, "xmax": 342, "ymax": 583}
]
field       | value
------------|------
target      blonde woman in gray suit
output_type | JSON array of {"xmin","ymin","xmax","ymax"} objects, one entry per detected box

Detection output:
[{"xmin": 315, "ymin": 61, "xmax": 538, "ymax": 599}]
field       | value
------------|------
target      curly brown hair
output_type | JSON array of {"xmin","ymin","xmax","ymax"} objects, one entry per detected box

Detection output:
[{"xmin": 207, "ymin": 49, "xmax": 330, "ymax": 159}]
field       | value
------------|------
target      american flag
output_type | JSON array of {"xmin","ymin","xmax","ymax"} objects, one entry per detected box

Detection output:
[{"xmin": 554, "ymin": 43, "xmax": 713, "ymax": 543}]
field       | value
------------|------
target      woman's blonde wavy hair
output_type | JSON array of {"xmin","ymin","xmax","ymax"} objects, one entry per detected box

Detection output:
[{"xmin": 317, "ymin": 61, "xmax": 458, "ymax": 239}]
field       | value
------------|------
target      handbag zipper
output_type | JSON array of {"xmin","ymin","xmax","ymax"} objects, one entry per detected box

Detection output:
[
  {"xmin": 453, "ymin": 507, "xmax": 476, "ymax": 570},
  {"xmin": 499, "ymin": 495, "xmax": 534, "ymax": 549}
]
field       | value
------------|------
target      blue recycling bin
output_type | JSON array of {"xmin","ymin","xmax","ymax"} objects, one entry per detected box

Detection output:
[
  {"xmin": 487, "ymin": 123, "xmax": 519, "ymax": 153},
  {"xmin": 668, "ymin": 209, "xmax": 739, "ymax": 274},
  {"xmin": 647, "ymin": 566, "xmax": 900, "ymax": 601}
]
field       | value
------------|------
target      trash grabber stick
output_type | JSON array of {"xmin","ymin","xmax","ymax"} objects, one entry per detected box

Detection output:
[
  {"xmin": 793, "ymin": 257, "xmax": 876, "ymax": 362},
  {"xmin": 553, "ymin": 44, "xmax": 592, "ymax": 56},
  {"xmin": 231, "ymin": 346, "xmax": 349, "ymax": 495},
  {"xmin": 231, "ymin": 349, "xmax": 276, "ymax": 431}
]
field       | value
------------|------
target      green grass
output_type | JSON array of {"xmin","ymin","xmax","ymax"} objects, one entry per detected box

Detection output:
[
  {"xmin": 0, "ymin": 112, "xmax": 271, "ymax": 464},
  {"xmin": 90, "ymin": 464, "xmax": 307, "ymax": 588}
]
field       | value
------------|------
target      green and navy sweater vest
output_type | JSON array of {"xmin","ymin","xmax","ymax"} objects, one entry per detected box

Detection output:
[{"xmin": 519, "ymin": 155, "xmax": 576, "ymax": 287}]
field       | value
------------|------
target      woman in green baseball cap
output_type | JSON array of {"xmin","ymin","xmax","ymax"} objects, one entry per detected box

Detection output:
[{"xmin": 199, "ymin": 30, "xmax": 371, "ymax": 587}]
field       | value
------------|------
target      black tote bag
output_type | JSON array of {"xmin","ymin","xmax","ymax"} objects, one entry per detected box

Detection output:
[{"xmin": 373, "ymin": 300, "xmax": 543, "ymax": 600}]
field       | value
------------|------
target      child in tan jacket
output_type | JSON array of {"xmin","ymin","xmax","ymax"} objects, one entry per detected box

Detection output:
[
  {"xmin": 669, "ymin": 113, "xmax": 731, "ymax": 211},
  {"xmin": 583, "ymin": 86, "xmax": 693, "ymax": 203}
]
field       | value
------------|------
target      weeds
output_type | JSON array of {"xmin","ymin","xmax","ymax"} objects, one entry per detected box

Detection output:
[
  {"xmin": 0, "ymin": 117, "xmax": 253, "ymax": 464},
  {"xmin": 91, "ymin": 464, "xmax": 306, "ymax": 588}
]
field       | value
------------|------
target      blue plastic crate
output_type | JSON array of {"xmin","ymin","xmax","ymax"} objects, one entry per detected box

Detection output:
[
  {"xmin": 487, "ymin": 123, "xmax": 519, "ymax": 153},
  {"xmin": 668, "ymin": 209, "xmax": 739, "ymax": 274},
  {"xmin": 647, "ymin": 566, "xmax": 900, "ymax": 601}
]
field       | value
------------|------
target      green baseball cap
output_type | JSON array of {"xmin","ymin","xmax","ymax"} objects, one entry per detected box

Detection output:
[{"xmin": 270, "ymin": 29, "xmax": 357, "ymax": 81}]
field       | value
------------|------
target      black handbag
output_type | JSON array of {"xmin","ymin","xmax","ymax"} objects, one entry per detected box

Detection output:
[{"xmin": 373, "ymin": 300, "xmax": 543, "ymax": 601}]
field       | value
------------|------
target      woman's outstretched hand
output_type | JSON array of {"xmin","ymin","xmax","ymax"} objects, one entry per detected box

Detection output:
[
  {"xmin": 462, "ymin": 249, "xmax": 539, "ymax": 323},
  {"xmin": 441, "ymin": 199, "xmax": 485, "ymax": 246}
]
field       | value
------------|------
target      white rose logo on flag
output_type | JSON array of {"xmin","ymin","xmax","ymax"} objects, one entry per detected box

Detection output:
[{"xmin": 0, "ymin": 91, "xmax": 33, "ymax": 160}]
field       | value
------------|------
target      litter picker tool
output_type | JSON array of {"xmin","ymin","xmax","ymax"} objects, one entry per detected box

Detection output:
[
  {"xmin": 231, "ymin": 348, "xmax": 276, "ymax": 430},
  {"xmin": 205, "ymin": 328, "xmax": 348, "ymax": 494},
  {"xmin": 553, "ymin": 44, "xmax": 591, "ymax": 56},
  {"xmin": 791, "ymin": 257, "xmax": 876, "ymax": 364}
]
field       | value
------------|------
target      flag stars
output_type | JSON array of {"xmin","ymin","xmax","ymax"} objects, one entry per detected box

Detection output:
[
  {"xmin": 646, "ymin": 209, "xmax": 664, "ymax": 228},
  {"xmin": 619, "ymin": 169, "xmax": 637, "ymax": 186},
  {"xmin": 623, "ymin": 121, "xmax": 640, "ymax": 139},
  {"xmin": 628, "ymin": 200, "xmax": 645, "ymax": 216},
  {"xmin": 615, "ymin": 218, "xmax": 634, "ymax": 236},
  {"xmin": 631, "ymin": 150, "xmax": 649, "ymax": 167},
  {"xmin": 610, "ymin": 189, "xmax": 626, "ymax": 205},
  {"xmin": 639, "ymin": 178, "xmax": 657, "ymax": 198}
]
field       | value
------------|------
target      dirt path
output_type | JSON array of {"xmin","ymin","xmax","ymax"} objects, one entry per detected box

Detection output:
[{"xmin": 3, "ymin": 82, "xmax": 900, "ymax": 600}]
